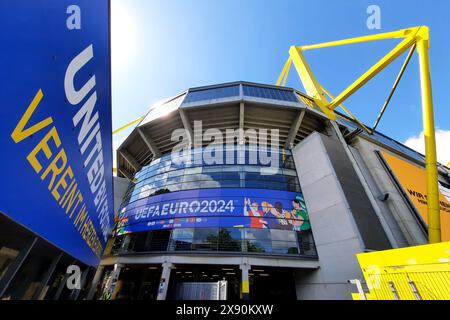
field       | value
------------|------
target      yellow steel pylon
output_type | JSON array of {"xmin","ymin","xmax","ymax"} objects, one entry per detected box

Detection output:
[{"xmin": 277, "ymin": 26, "xmax": 441, "ymax": 243}]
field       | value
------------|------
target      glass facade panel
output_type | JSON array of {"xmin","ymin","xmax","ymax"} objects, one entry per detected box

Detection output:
[
  {"xmin": 271, "ymin": 241, "xmax": 299, "ymax": 254},
  {"xmin": 192, "ymin": 228, "xmax": 219, "ymax": 251},
  {"xmin": 114, "ymin": 144, "xmax": 316, "ymax": 258},
  {"xmin": 111, "ymin": 228, "xmax": 316, "ymax": 257},
  {"xmin": 120, "ymin": 146, "xmax": 302, "ymax": 210},
  {"xmin": 140, "ymin": 93, "xmax": 186, "ymax": 125},
  {"xmin": 218, "ymin": 228, "xmax": 243, "ymax": 252},
  {"xmin": 244, "ymin": 228, "xmax": 272, "ymax": 253},
  {"xmin": 170, "ymin": 228, "xmax": 194, "ymax": 251},
  {"xmin": 242, "ymin": 85, "xmax": 298, "ymax": 102},
  {"xmin": 183, "ymin": 85, "xmax": 240, "ymax": 103}
]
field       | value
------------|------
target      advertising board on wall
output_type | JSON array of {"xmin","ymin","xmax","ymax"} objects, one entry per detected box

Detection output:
[
  {"xmin": 380, "ymin": 151, "xmax": 450, "ymax": 241},
  {"xmin": 0, "ymin": 0, "xmax": 113, "ymax": 266}
]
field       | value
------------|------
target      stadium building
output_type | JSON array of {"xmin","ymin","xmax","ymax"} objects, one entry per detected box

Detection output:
[{"xmin": 92, "ymin": 81, "xmax": 450, "ymax": 300}]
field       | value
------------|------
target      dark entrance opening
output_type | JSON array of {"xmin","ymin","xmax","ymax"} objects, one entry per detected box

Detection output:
[
  {"xmin": 114, "ymin": 265, "xmax": 161, "ymax": 300},
  {"xmin": 249, "ymin": 267, "xmax": 297, "ymax": 301}
]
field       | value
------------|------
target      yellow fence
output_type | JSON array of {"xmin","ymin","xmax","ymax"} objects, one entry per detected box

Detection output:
[{"xmin": 355, "ymin": 241, "xmax": 450, "ymax": 300}]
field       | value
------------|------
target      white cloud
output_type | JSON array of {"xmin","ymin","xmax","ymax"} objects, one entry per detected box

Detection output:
[{"xmin": 404, "ymin": 129, "xmax": 450, "ymax": 165}]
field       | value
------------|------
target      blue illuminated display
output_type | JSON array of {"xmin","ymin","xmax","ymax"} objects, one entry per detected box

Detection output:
[{"xmin": 115, "ymin": 188, "xmax": 310, "ymax": 235}]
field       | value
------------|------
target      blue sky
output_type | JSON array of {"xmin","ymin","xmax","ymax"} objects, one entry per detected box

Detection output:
[{"xmin": 111, "ymin": 0, "xmax": 450, "ymax": 164}]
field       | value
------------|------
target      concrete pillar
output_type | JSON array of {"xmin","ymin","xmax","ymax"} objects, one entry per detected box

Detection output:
[
  {"xmin": 239, "ymin": 263, "xmax": 250, "ymax": 300},
  {"xmin": 53, "ymin": 259, "xmax": 77, "ymax": 300},
  {"xmin": 71, "ymin": 267, "xmax": 90, "ymax": 300},
  {"xmin": 32, "ymin": 252, "xmax": 62, "ymax": 300},
  {"xmin": 292, "ymin": 133, "xmax": 365, "ymax": 299},
  {"xmin": 86, "ymin": 265, "xmax": 105, "ymax": 300},
  {"xmin": 239, "ymin": 101, "xmax": 245, "ymax": 145},
  {"xmin": 101, "ymin": 263, "xmax": 122, "ymax": 300},
  {"xmin": 156, "ymin": 262, "xmax": 173, "ymax": 300}
]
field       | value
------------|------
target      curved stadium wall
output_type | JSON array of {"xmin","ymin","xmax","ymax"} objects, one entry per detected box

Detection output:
[{"xmin": 112, "ymin": 145, "xmax": 316, "ymax": 257}]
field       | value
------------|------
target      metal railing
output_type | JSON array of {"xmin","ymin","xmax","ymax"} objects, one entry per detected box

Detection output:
[{"xmin": 111, "ymin": 238, "xmax": 317, "ymax": 257}]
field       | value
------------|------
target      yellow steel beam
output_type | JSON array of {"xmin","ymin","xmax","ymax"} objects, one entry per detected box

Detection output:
[
  {"xmin": 321, "ymin": 86, "xmax": 371, "ymax": 134},
  {"xmin": 287, "ymin": 46, "xmax": 335, "ymax": 120},
  {"xmin": 276, "ymin": 57, "xmax": 292, "ymax": 87},
  {"xmin": 327, "ymin": 36, "xmax": 416, "ymax": 110},
  {"xmin": 416, "ymin": 27, "xmax": 441, "ymax": 243},
  {"xmin": 372, "ymin": 44, "xmax": 416, "ymax": 132},
  {"xmin": 300, "ymin": 26, "xmax": 420, "ymax": 51},
  {"xmin": 281, "ymin": 59, "xmax": 292, "ymax": 87},
  {"xmin": 278, "ymin": 26, "xmax": 440, "ymax": 243}
]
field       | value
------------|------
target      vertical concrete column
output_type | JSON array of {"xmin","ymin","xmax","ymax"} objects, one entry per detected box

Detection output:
[
  {"xmin": 330, "ymin": 122, "xmax": 397, "ymax": 247},
  {"xmin": 103, "ymin": 263, "xmax": 122, "ymax": 300},
  {"xmin": 239, "ymin": 262, "xmax": 250, "ymax": 300},
  {"xmin": 292, "ymin": 133, "xmax": 365, "ymax": 299},
  {"xmin": 53, "ymin": 259, "xmax": 77, "ymax": 300},
  {"xmin": 33, "ymin": 252, "xmax": 62, "ymax": 300},
  {"xmin": 156, "ymin": 262, "xmax": 173, "ymax": 300},
  {"xmin": 71, "ymin": 267, "xmax": 90, "ymax": 300},
  {"xmin": 0, "ymin": 236, "xmax": 38, "ymax": 297},
  {"xmin": 86, "ymin": 265, "xmax": 105, "ymax": 300},
  {"xmin": 239, "ymin": 101, "xmax": 245, "ymax": 145}
]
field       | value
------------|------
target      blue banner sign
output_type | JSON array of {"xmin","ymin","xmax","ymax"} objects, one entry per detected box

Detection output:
[
  {"xmin": 115, "ymin": 188, "xmax": 310, "ymax": 235},
  {"xmin": 0, "ymin": 1, "xmax": 113, "ymax": 266}
]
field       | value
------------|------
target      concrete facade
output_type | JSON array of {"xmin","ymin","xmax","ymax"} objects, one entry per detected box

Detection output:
[
  {"xmin": 292, "ymin": 132, "xmax": 366, "ymax": 300},
  {"xmin": 113, "ymin": 176, "xmax": 130, "ymax": 214},
  {"xmin": 352, "ymin": 137, "xmax": 428, "ymax": 246}
]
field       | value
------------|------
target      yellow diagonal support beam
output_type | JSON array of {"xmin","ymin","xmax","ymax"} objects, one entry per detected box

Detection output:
[
  {"xmin": 372, "ymin": 44, "xmax": 416, "ymax": 132},
  {"xmin": 112, "ymin": 116, "xmax": 144, "ymax": 135},
  {"xmin": 327, "ymin": 36, "xmax": 416, "ymax": 111},
  {"xmin": 288, "ymin": 46, "xmax": 335, "ymax": 120},
  {"xmin": 281, "ymin": 59, "xmax": 292, "ymax": 87},
  {"xmin": 321, "ymin": 86, "xmax": 371, "ymax": 134}
]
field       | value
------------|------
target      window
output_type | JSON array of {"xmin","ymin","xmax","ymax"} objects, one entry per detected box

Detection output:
[
  {"xmin": 271, "ymin": 241, "xmax": 299, "ymax": 254},
  {"xmin": 221, "ymin": 172, "xmax": 240, "ymax": 181},
  {"xmin": 220, "ymin": 180, "xmax": 240, "ymax": 188},
  {"xmin": 111, "ymin": 235, "xmax": 132, "ymax": 254},
  {"xmin": 193, "ymin": 228, "xmax": 219, "ymax": 251},
  {"xmin": 169, "ymin": 228, "xmax": 194, "ymax": 251},
  {"xmin": 218, "ymin": 228, "xmax": 243, "ymax": 251},
  {"xmin": 120, "ymin": 145, "xmax": 302, "ymax": 207},
  {"xmin": 148, "ymin": 230, "xmax": 171, "ymax": 251},
  {"xmin": 166, "ymin": 175, "xmax": 183, "ymax": 186},
  {"xmin": 244, "ymin": 228, "xmax": 271, "ymax": 253},
  {"xmin": 111, "ymin": 228, "xmax": 316, "ymax": 257},
  {"xmin": 243, "ymin": 85, "xmax": 298, "ymax": 102},
  {"xmin": 130, "ymin": 232, "xmax": 151, "ymax": 252},
  {"xmin": 297, "ymin": 231, "xmax": 316, "ymax": 256},
  {"xmin": 184, "ymin": 86, "xmax": 240, "ymax": 103},
  {"xmin": 270, "ymin": 230, "xmax": 299, "ymax": 254}
]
